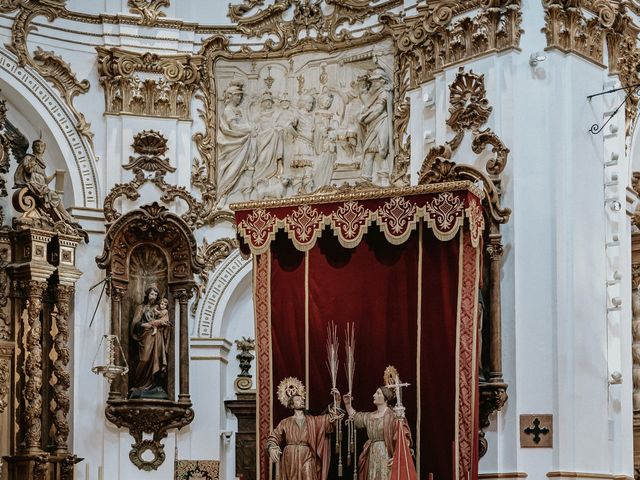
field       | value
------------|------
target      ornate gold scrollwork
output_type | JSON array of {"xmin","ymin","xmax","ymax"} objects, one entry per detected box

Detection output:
[
  {"xmin": 419, "ymin": 68, "xmax": 509, "ymax": 207},
  {"xmin": 104, "ymin": 131, "xmax": 219, "ymax": 228},
  {"xmin": 227, "ymin": 0, "xmax": 400, "ymax": 55},
  {"xmin": 128, "ymin": 0, "xmax": 170, "ymax": 26},
  {"xmin": 105, "ymin": 400, "xmax": 194, "ymax": 471},
  {"xmin": 2, "ymin": 1, "xmax": 94, "ymax": 147}
]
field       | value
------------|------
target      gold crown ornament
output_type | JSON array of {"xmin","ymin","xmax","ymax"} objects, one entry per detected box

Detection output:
[{"xmin": 383, "ymin": 365, "xmax": 399, "ymax": 386}]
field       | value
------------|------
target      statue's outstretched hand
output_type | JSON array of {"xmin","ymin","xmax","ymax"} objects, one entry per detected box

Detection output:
[
  {"xmin": 269, "ymin": 446, "xmax": 281, "ymax": 464},
  {"xmin": 342, "ymin": 393, "xmax": 352, "ymax": 407}
]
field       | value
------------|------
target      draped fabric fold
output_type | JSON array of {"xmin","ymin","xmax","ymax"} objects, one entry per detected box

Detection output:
[{"xmin": 234, "ymin": 182, "xmax": 483, "ymax": 480}]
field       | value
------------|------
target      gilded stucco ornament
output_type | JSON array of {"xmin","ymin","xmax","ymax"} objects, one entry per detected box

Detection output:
[
  {"xmin": 227, "ymin": 0, "xmax": 401, "ymax": 54},
  {"xmin": 104, "ymin": 131, "xmax": 234, "ymax": 228},
  {"xmin": 1, "ymin": 0, "xmax": 94, "ymax": 147},
  {"xmin": 128, "ymin": 0, "xmax": 169, "ymax": 26},
  {"xmin": 418, "ymin": 67, "xmax": 511, "ymax": 457},
  {"xmin": 96, "ymin": 47, "xmax": 203, "ymax": 120}
]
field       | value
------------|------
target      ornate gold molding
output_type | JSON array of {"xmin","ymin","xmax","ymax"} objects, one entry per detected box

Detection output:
[
  {"xmin": 227, "ymin": 0, "xmax": 401, "ymax": 55},
  {"xmin": 418, "ymin": 67, "xmax": 511, "ymax": 458},
  {"xmin": 542, "ymin": 0, "xmax": 608, "ymax": 65},
  {"xmin": 381, "ymin": 1, "xmax": 522, "ymax": 90},
  {"xmin": 104, "ymin": 130, "xmax": 234, "ymax": 228},
  {"xmin": 32, "ymin": 47, "xmax": 93, "ymax": 146},
  {"xmin": 418, "ymin": 68, "xmax": 510, "ymax": 209},
  {"xmin": 380, "ymin": 0, "xmax": 520, "ymax": 182},
  {"xmin": 128, "ymin": 0, "xmax": 170, "ymax": 26},
  {"xmin": 96, "ymin": 47, "xmax": 203, "ymax": 120},
  {"xmin": 1, "ymin": 1, "xmax": 94, "ymax": 147}
]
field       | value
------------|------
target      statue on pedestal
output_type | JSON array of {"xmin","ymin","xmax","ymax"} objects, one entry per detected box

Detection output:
[{"xmin": 13, "ymin": 138, "xmax": 87, "ymax": 240}]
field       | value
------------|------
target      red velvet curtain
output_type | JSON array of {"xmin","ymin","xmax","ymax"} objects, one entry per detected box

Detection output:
[{"xmin": 240, "ymin": 187, "xmax": 482, "ymax": 480}]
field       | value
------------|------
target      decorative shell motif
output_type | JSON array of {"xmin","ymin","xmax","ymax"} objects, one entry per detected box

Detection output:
[{"xmin": 132, "ymin": 130, "xmax": 169, "ymax": 156}]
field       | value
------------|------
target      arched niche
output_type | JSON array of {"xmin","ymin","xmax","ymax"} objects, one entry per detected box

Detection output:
[
  {"xmin": 0, "ymin": 47, "xmax": 99, "ymax": 208},
  {"xmin": 96, "ymin": 202, "xmax": 203, "ymax": 471}
]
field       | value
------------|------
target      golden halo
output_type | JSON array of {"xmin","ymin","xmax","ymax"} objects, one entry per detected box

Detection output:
[
  {"xmin": 277, "ymin": 377, "xmax": 306, "ymax": 408},
  {"xmin": 383, "ymin": 365, "xmax": 399, "ymax": 386}
]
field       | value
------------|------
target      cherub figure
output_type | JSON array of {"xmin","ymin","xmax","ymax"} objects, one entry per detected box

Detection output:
[{"xmin": 150, "ymin": 297, "xmax": 170, "ymax": 336}]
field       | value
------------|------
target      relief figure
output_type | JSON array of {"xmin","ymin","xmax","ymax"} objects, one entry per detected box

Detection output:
[
  {"xmin": 358, "ymin": 68, "xmax": 392, "ymax": 184},
  {"xmin": 313, "ymin": 90, "xmax": 339, "ymax": 188},
  {"xmin": 253, "ymin": 91, "xmax": 284, "ymax": 193},
  {"xmin": 217, "ymin": 81, "xmax": 257, "ymax": 204}
]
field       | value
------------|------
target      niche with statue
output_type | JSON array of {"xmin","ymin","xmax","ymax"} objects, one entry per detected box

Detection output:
[{"xmin": 96, "ymin": 202, "xmax": 203, "ymax": 470}]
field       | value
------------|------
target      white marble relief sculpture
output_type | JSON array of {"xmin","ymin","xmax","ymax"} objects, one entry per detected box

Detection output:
[
  {"xmin": 217, "ymin": 81, "xmax": 257, "ymax": 205},
  {"xmin": 215, "ymin": 47, "xmax": 394, "ymax": 204}
]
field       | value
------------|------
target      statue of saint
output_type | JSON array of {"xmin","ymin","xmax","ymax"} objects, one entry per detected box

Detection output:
[
  {"xmin": 267, "ymin": 377, "xmax": 342, "ymax": 480},
  {"xmin": 129, "ymin": 287, "xmax": 171, "ymax": 399},
  {"xmin": 358, "ymin": 68, "xmax": 392, "ymax": 184},
  {"xmin": 342, "ymin": 385, "xmax": 413, "ymax": 480},
  {"xmin": 13, "ymin": 138, "xmax": 87, "ymax": 239},
  {"xmin": 217, "ymin": 81, "xmax": 257, "ymax": 204}
]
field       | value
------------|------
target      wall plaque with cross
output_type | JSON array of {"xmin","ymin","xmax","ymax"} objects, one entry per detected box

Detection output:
[{"xmin": 519, "ymin": 414, "xmax": 553, "ymax": 448}]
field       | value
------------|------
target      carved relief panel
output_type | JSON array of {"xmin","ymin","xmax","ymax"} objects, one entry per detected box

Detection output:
[{"xmin": 213, "ymin": 43, "xmax": 395, "ymax": 205}]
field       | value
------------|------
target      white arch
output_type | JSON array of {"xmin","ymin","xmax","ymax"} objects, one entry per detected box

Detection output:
[
  {"xmin": 194, "ymin": 248, "xmax": 252, "ymax": 338},
  {"xmin": 0, "ymin": 47, "xmax": 100, "ymax": 208}
]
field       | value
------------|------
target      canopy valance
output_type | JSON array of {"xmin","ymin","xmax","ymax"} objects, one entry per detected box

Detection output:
[{"xmin": 233, "ymin": 181, "xmax": 484, "ymax": 254}]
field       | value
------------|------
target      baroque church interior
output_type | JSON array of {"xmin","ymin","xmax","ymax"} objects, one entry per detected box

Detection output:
[{"xmin": 0, "ymin": 0, "xmax": 639, "ymax": 479}]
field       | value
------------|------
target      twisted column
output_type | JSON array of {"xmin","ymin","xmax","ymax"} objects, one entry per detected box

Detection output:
[
  {"xmin": 21, "ymin": 280, "xmax": 47, "ymax": 453},
  {"xmin": 51, "ymin": 284, "xmax": 74, "ymax": 453}
]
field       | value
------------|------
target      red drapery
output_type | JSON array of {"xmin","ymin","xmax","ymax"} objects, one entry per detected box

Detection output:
[{"xmin": 234, "ymin": 182, "xmax": 484, "ymax": 480}]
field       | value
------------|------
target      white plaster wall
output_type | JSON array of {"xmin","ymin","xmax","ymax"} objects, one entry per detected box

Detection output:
[{"xmin": 407, "ymin": 1, "xmax": 634, "ymax": 477}]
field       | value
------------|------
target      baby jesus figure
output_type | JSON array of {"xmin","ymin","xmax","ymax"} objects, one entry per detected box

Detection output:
[{"xmin": 149, "ymin": 297, "xmax": 170, "ymax": 335}]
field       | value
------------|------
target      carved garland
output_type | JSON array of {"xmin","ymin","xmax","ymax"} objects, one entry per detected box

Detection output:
[
  {"xmin": 0, "ymin": 1, "xmax": 94, "ymax": 147},
  {"xmin": 51, "ymin": 284, "xmax": 74, "ymax": 453}
]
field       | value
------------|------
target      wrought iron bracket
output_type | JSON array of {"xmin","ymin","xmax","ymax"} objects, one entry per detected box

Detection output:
[{"xmin": 587, "ymin": 83, "xmax": 640, "ymax": 135}]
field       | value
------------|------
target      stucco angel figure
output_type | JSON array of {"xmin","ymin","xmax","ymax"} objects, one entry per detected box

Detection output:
[
  {"xmin": 129, "ymin": 286, "xmax": 171, "ymax": 399},
  {"xmin": 342, "ymin": 367, "xmax": 413, "ymax": 480},
  {"xmin": 13, "ymin": 139, "xmax": 87, "ymax": 239},
  {"xmin": 267, "ymin": 377, "xmax": 343, "ymax": 480}
]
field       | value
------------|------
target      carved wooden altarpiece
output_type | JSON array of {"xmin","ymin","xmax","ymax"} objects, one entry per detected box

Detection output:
[
  {"xmin": 0, "ymin": 97, "xmax": 84, "ymax": 480},
  {"xmin": 96, "ymin": 203, "xmax": 203, "ymax": 471}
]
